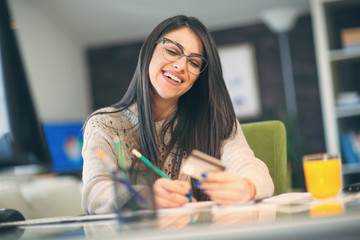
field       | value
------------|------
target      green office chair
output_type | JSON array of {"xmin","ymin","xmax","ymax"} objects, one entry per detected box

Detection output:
[{"xmin": 241, "ymin": 120, "xmax": 287, "ymax": 195}]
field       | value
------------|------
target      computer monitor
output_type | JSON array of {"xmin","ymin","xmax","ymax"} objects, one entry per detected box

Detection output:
[
  {"xmin": 0, "ymin": 0, "xmax": 52, "ymax": 176},
  {"xmin": 43, "ymin": 122, "xmax": 83, "ymax": 174}
]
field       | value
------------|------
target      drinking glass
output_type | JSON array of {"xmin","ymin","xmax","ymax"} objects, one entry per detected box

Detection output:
[{"xmin": 303, "ymin": 153, "xmax": 342, "ymax": 198}]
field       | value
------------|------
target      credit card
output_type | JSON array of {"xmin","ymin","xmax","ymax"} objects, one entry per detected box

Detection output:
[{"xmin": 182, "ymin": 150, "xmax": 225, "ymax": 180}]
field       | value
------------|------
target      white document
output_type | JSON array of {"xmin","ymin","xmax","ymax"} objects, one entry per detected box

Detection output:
[{"xmin": 262, "ymin": 192, "xmax": 313, "ymax": 204}]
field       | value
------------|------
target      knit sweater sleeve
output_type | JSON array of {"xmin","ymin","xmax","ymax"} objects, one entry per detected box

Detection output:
[
  {"xmin": 221, "ymin": 120, "xmax": 274, "ymax": 199},
  {"xmin": 81, "ymin": 109, "xmax": 142, "ymax": 214}
]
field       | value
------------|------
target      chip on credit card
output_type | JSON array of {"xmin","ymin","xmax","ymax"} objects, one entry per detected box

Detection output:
[{"xmin": 182, "ymin": 150, "xmax": 226, "ymax": 180}]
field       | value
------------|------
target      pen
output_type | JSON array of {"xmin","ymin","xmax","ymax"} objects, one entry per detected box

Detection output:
[
  {"xmin": 131, "ymin": 149, "xmax": 170, "ymax": 179},
  {"xmin": 131, "ymin": 149, "xmax": 194, "ymax": 203}
]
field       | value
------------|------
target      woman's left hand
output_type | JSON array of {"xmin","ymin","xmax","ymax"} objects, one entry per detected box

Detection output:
[{"xmin": 195, "ymin": 171, "xmax": 255, "ymax": 205}]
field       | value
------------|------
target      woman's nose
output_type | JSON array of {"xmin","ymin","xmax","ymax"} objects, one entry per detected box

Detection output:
[{"xmin": 172, "ymin": 56, "xmax": 187, "ymax": 72}]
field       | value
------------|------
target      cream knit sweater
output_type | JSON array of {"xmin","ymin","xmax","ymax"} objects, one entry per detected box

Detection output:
[{"xmin": 81, "ymin": 107, "xmax": 274, "ymax": 214}]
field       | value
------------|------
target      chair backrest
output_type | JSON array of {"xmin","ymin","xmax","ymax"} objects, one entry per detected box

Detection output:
[{"xmin": 241, "ymin": 120, "xmax": 287, "ymax": 195}]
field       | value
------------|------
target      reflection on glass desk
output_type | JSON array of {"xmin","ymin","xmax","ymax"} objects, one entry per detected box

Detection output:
[{"xmin": 1, "ymin": 192, "xmax": 360, "ymax": 240}]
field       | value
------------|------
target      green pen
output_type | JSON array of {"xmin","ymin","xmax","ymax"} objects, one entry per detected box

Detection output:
[
  {"xmin": 131, "ymin": 149, "xmax": 194, "ymax": 202},
  {"xmin": 131, "ymin": 149, "xmax": 170, "ymax": 179}
]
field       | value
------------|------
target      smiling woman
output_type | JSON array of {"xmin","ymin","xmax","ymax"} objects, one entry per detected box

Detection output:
[{"xmin": 81, "ymin": 15, "xmax": 274, "ymax": 214}]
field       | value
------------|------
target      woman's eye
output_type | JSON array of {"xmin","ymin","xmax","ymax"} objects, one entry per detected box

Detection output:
[
  {"xmin": 165, "ymin": 48, "xmax": 180, "ymax": 56},
  {"xmin": 189, "ymin": 60, "xmax": 201, "ymax": 68}
]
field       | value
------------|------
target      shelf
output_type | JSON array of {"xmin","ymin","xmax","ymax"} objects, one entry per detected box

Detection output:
[
  {"xmin": 329, "ymin": 48, "xmax": 360, "ymax": 62},
  {"xmin": 336, "ymin": 103, "xmax": 360, "ymax": 118},
  {"xmin": 342, "ymin": 163, "xmax": 360, "ymax": 175},
  {"xmin": 311, "ymin": 0, "xmax": 360, "ymax": 156}
]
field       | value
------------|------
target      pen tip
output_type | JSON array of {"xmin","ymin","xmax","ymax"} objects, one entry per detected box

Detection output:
[
  {"xmin": 131, "ymin": 149, "xmax": 142, "ymax": 158},
  {"xmin": 113, "ymin": 136, "xmax": 120, "ymax": 142}
]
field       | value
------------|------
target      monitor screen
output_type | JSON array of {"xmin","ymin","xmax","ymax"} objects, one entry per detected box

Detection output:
[
  {"xmin": 43, "ymin": 122, "xmax": 83, "ymax": 174},
  {"xmin": 0, "ymin": 0, "xmax": 52, "ymax": 175}
]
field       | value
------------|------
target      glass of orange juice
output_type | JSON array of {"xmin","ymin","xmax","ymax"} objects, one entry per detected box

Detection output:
[{"xmin": 303, "ymin": 153, "xmax": 342, "ymax": 198}]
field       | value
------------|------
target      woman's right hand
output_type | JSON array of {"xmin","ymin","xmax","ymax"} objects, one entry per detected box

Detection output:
[{"xmin": 153, "ymin": 178, "xmax": 195, "ymax": 208}]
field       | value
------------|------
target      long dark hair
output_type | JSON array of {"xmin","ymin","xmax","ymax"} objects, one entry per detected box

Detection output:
[{"xmin": 91, "ymin": 15, "xmax": 237, "ymax": 200}]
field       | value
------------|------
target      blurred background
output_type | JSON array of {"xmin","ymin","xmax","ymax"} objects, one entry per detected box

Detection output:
[{"xmin": 5, "ymin": 0, "xmax": 360, "ymax": 193}]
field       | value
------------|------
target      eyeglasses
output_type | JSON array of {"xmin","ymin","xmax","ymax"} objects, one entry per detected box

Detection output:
[{"xmin": 155, "ymin": 37, "xmax": 208, "ymax": 75}]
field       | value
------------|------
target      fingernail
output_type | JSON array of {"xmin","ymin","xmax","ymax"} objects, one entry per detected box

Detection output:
[
  {"xmin": 186, "ymin": 189, "xmax": 194, "ymax": 203},
  {"xmin": 201, "ymin": 173, "xmax": 207, "ymax": 179},
  {"xmin": 194, "ymin": 181, "xmax": 202, "ymax": 187}
]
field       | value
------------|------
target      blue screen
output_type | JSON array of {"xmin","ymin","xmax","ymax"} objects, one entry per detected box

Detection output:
[{"xmin": 43, "ymin": 123, "xmax": 84, "ymax": 173}]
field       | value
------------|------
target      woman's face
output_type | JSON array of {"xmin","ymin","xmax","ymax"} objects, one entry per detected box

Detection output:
[{"xmin": 149, "ymin": 27, "xmax": 204, "ymax": 103}]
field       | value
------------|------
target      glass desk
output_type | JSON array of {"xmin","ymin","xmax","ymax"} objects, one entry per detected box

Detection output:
[{"xmin": 1, "ymin": 192, "xmax": 360, "ymax": 240}]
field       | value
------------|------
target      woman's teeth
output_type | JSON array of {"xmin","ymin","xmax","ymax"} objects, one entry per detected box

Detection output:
[{"xmin": 164, "ymin": 72, "xmax": 181, "ymax": 83}]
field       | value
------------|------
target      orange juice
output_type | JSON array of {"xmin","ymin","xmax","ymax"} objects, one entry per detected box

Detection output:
[{"xmin": 303, "ymin": 154, "xmax": 342, "ymax": 198}]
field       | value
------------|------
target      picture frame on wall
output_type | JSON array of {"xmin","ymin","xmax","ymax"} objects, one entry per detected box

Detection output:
[{"xmin": 218, "ymin": 43, "xmax": 261, "ymax": 119}]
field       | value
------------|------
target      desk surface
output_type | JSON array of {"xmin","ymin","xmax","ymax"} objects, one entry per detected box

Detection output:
[{"xmin": 2, "ymin": 192, "xmax": 360, "ymax": 240}]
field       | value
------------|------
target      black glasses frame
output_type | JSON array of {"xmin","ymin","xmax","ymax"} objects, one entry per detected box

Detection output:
[{"xmin": 155, "ymin": 37, "xmax": 208, "ymax": 75}]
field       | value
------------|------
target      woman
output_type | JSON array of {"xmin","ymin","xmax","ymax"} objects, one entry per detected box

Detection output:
[{"xmin": 82, "ymin": 15, "xmax": 274, "ymax": 214}]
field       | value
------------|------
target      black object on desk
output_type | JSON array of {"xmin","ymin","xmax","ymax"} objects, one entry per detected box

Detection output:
[
  {"xmin": 0, "ymin": 208, "xmax": 25, "ymax": 240},
  {"xmin": 343, "ymin": 182, "xmax": 360, "ymax": 193},
  {"xmin": 0, "ymin": 209, "xmax": 25, "ymax": 224}
]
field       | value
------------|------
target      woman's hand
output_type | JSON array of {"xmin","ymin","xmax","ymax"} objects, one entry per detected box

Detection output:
[
  {"xmin": 153, "ymin": 178, "xmax": 195, "ymax": 208},
  {"xmin": 195, "ymin": 171, "xmax": 255, "ymax": 205}
]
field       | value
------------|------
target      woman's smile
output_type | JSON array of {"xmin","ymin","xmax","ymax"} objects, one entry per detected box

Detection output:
[{"xmin": 163, "ymin": 70, "xmax": 184, "ymax": 84}]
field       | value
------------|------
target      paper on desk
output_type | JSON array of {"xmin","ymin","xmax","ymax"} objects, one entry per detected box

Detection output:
[
  {"xmin": 262, "ymin": 192, "xmax": 313, "ymax": 214},
  {"xmin": 157, "ymin": 201, "xmax": 215, "ymax": 216},
  {"xmin": 262, "ymin": 192, "xmax": 313, "ymax": 204},
  {"xmin": 157, "ymin": 193, "xmax": 313, "ymax": 216},
  {"xmin": 210, "ymin": 193, "xmax": 313, "ymax": 214},
  {"xmin": 211, "ymin": 200, "xmax": 276, "ymax": 213}
]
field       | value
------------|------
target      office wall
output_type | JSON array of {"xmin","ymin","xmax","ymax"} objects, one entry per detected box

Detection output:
[
  {"xmin": 86, "ymin": 41, "xmax": 142, "ymax": 110},
  {"xmin": 212, "ymin": 15, "xmax": 325, "ymax": 151},
  {"xmin": 8, "ymin": 0, "xmax": 90, "ymax": 122}
]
